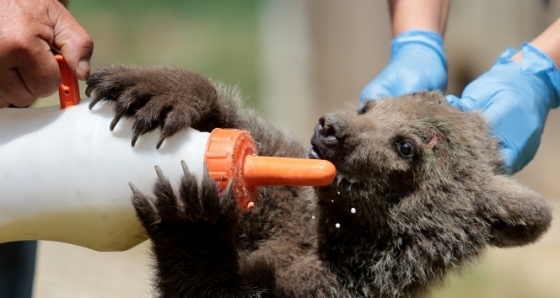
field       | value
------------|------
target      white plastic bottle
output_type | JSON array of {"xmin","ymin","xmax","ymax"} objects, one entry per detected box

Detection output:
[
  {"xmin": 0, "ymin": 100, "xmax": 337, "ymax": 252},
  {"xmin": 0, "ymin": 57, "xmax": 336, "ymax": 252},
  {"xmin": 0, "ymin": 101, "xmax": 210, "ymax": 251}
]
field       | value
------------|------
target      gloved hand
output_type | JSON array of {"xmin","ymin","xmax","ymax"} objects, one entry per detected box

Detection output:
[
  {"xmin": 360, "ymin": 30, "xmax": 447, "ymax": 102},
  {"xmin": 446, "ymin": 43, "xmax": 560, "ymax": 174}
]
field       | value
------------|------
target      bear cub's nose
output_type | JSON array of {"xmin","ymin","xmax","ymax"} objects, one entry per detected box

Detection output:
[{"xmin": 316, "ymin": 113, "xmax": 347, "ymax": 145}]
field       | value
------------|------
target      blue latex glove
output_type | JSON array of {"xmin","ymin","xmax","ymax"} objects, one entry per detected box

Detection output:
[
  {"xmin": 360, "ymin": 30, "xmax": 447, "ymax": 102},
  {"xmin": 446, "ymin": 43, "xmax": 560, "ymax": 174}
]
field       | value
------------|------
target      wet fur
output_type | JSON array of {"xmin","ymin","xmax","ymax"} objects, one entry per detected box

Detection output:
[{"xmin": 86, "ymin": 65, "xmax": 552, "ymax": 298}]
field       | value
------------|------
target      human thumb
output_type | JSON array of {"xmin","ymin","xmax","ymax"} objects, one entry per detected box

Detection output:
[{"xmin": 51, "ymin": 3, "xmax": 94, "ymax": 81}]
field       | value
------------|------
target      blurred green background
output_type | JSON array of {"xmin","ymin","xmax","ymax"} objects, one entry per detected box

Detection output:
[{"xmin": 33, "ymin": 1, "xmax": 560, "ymax": 298}]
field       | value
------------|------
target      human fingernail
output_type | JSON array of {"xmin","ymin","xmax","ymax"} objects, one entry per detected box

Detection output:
[{"xmin": 76, "ymin": 59, "xmax": 91, "ymax": 81}]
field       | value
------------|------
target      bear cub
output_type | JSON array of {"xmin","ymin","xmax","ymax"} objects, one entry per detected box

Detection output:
[{"xmin": 86, "ymin": 65, "xmax": 552, "ymax": 298}]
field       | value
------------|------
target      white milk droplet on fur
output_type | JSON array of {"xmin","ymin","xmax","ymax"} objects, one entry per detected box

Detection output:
[{"xmin": 335, "ymin": 223, "xmax": 341, "ymax": 228}]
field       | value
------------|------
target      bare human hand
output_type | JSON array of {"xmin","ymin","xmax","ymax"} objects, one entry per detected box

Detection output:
[{"xmin": 0, "ymin": 0, "xmax": 93, "ymax": 107}]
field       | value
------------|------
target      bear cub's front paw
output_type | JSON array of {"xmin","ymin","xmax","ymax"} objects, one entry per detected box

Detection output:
[
  {"xmin": 130, "ymin": 161, "xmax": 239, "ymax": 246},
  {"xmin": 86, "ymin": 65, "xmax": 215, "ymax": 148}
]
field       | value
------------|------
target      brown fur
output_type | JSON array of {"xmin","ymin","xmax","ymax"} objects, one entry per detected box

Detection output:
[{"xmin": 86, "ymin": 65, "xmax": 552, "ymax": 298}]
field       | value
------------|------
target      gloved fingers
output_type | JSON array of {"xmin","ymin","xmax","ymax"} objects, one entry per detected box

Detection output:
[
  {"xmin": 499, "ymin": 131, "xmax": 538, "ymax": 174},
  {"xmin": 494, "ymin": 122, "xmax": 541, "ymax": 175},
  {"xmin": 444, "ymin": 94, "xmax": 482, "ymax": 111},
  {"xmin": 360, "ymin": 80, "xmax": 394, "ymax": 102},
  {"xmin": 361, "ymin": 66, "xmax": 446, "ymax": 102},
  {"xmin": 501, "ymin": 146, "xmax": 521, "ymax": 174},
  {"xmin": 446, "ymin": 93, "xmax": 523, "ymax": 173},
  {"xmin": 360, "ymin": 30, "xmax": 448, "ymax": 103},
  {"xmin": 480, "ymin": 92, "xmax": 543, "ymax": 174}
]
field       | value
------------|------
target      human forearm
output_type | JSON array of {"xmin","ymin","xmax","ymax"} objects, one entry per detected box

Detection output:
[
  {"xmin": 389, "ymin": 0, "xmax": 450, "ymax": 37},
  {"xmin": 513, "ymin": 18, "xmax": 560, "ymax": 66}
]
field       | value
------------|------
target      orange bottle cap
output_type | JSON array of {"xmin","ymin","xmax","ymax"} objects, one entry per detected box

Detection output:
[
  {"xmin": 205, "ymin": 128, "xmax": 257, "ymax": 211},
  {"xmin": 204, "ymin": 128, "xmax": 336, "ymax": 211}
]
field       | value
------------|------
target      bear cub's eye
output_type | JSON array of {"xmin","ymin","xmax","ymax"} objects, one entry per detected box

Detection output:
[
  {"xmin": 396, "ymin": 140, "xmax": 415, "ymax": 158},
  {"xmin": 358, "ymin": 100, "xmax": 375, "ymax": 115},
  {"xmin": 359, "ymin": 105, "xmax": 369, "ymax": 115}
]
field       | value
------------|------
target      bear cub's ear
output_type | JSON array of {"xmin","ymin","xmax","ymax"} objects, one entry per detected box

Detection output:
[{"xmin": 478, "ymin": 174, "xmax": 552, "ymax": 247}]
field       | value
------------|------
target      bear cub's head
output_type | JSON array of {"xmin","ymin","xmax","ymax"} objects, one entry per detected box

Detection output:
[{"xmin": 308, "ymin": 91, "xmax": 552, "ymax": 293}]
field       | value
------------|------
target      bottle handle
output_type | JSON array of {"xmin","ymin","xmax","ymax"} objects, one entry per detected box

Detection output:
[{"xmin": 55, "ymin": 54, "xmax": 81, "ymax": 109}]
